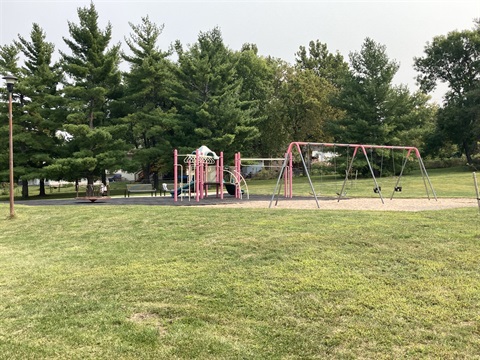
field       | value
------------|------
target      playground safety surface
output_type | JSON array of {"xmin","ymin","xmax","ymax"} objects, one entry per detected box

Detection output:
[{"xmin": 11, "ymin": 195, "xmax": 478, "ymax": 211}]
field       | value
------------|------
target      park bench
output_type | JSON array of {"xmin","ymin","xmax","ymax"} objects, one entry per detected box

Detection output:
[{"xmin": 124, "ymin": 183, "xmax": 157, "ymax": 197}]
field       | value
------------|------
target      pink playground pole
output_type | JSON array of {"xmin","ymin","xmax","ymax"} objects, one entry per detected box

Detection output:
[
  {"xmin": 220, "ymin": 152, "xmax": 224, "ymax": 199},
  {"xmin": 195, "ymin": 149, "xmax": 200, "ymax": 202},
  {"xmin": 284, "ymin": 152, "xmax": 288, "ymax": 197},
  {"xmin": 235, "ymin": 152, "xmax": 241, "ymax": 198},
  {"xmin": 203, "ymin": 161, "xmax": 208, "ymax": 198},
  {"xmin": 174, "ymin": 149, "xmax": 178, "ymax": 202},
  {"xmin": 289, "ymin": 151, "xmax": 293, "ymax": 198}
]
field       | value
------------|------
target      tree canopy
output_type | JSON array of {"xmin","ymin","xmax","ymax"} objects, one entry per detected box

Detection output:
[
  {"xmin": 1, "ymin": 8, "xmax": 478, "ymax": 190},
  {"xmin": 414, "ymin": 20, "xmax": 480, "ymax": 163}
]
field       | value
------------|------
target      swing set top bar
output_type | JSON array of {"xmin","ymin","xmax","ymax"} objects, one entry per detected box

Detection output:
[{"xmin": 286, "ymin": 142, "xmax": 420, "ymax": 157}]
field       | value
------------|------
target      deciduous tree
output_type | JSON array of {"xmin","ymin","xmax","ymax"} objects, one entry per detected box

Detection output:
[
  {"xmin": 414, "ymin": 20, "xmax": 480, "ymax": 163},
  {"xmin": 295, "ymin": 40, "xmax": 349, "ymax": 88}
]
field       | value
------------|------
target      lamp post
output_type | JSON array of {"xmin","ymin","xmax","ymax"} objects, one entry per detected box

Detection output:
[{"xmin": 3, "ymin": 74, "xmax": 18, "ymax": 218}]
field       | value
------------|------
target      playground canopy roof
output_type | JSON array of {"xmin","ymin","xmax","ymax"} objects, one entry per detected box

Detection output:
[{"xmin": 194, "ymin": 145, "xmax": 219, "ymax": 160}]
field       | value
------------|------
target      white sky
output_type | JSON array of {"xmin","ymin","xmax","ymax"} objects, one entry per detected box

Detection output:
[{"xmin": 1, "ymin": 0, "xmax": 479, "ymax": 103}]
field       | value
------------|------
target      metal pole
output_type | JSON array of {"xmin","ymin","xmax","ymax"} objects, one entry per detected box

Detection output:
[
  {"xmin": 390, "ymin": 151, "xmax": 409, "ymax": 200},
  {"xmin": 338, "ymin": 146, "xmax": 358, "ymax": 202},
  {"xmin": 297, "ymin": 145, "xmax": 320, "ymax": 208},
  {"xmin": 361, "ymin": 146, "xmax": 384, "ymax": 204},
  {"xmin": 174, "ymin": 149, "xmax": 178, "ymax": 202},
  {"xmin": 418, "ymin": 155, "xmax": 437, "ymax": 200},
  {"xmin": 8, "ymin": 91, "xmax": 15, "ymax": 217},
  {"xmin": 473, "ymin": 172, "xmax": 479, "ymax": 213},
  {"xmin": 269, "ymin": 153, "xmax": 288, "ymax": 208}
]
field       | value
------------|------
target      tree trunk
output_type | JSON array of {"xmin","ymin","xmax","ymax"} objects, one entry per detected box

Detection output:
[
  {"xmin": 143, "ymin": 165, "xmax": 151, "ymax": 184},
  {"xmin": 464, "ymin": 141, "xmax": 473, "ymax": 164},
  {"xmin": 152, "ymin": 172, "xmax": 159, "ymax": 190},
  {"xmin": 39, "ymin": 179, "xmax": 46, "ymax": 197},
  {"xmin": 21, "ymin": 180, "xmax": 29, "ymax": 199},
  {"xmin": 86, "ymin": 175, "xmax": 95, "ymax": 196}
]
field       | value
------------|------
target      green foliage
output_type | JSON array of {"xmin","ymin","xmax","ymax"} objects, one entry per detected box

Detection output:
[
  {"xmin": 235, "ymin": 44, "xmax": 276, "ymax": 157},
  {"xmin": 13, "ymin": 24, "xmax": 65, "ymax": 198},
  {"xmin": 1, "ymin": 8, "xmax": 476, "ymax": 188},
  {"xmin": 414, "ymin": 21, "xmax": 480, "ymax": 162},
  {"xmin": 295, "ymin": 39, "xmax": 350, "ymax": 88},
  {"xmin": 330, "ymin": 38, "xmax": 436, "ymax": 174},
  {"xmin": 120, "ymin": 16, "xmax": 178, "ymax": 180},
  {"xmin": 173, "ymin": 28, "xmax": 259, "ymax": 156},
  {"xmin": 57, "ymin": 3, "xmax": 127, "ymax": 187},
  {"xmin": 61, "ymin": 3, "xmax": 122, "ymax": 129}
]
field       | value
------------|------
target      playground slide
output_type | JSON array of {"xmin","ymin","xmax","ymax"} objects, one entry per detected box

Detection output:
[
  {"xmin": 224, "ymin": 183, "xmax": 244, "ymax": 196},
  {"xmin": 170, "ymin": 180, "xmax": 195, "ymax": 196}
]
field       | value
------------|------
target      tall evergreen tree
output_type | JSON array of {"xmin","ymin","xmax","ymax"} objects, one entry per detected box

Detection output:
[
  {"xmin": 14, "ymin": 23, "xmax": 65, "ymax": 198},
  {"xmin": 334, "ymin": 38, "xmax": 400, "ymax": 145},
  {"xmin": 49, "ymin": 3, "xmax": 127, "ymax": 194},
  {"xmin": 172, "ymin": 27, "xmax": 258, "ymax": 157},
  {"xmin": 331, "ymin": 38, "xmax": 432, "ymax": 173},
  {"xmin": 235, "ymin": 44, "xmax": 275, "ymax": 156},
  {"xmin": 0, "ymin": 44, "xmax": 21, "ymax": 194},
  {"xmin": 120, "ymin": 16, "xmax": 177, "ymax": 184}
]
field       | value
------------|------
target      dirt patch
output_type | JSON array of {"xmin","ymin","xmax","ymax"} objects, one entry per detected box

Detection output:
[{"xmin": 129, "ymin": 312, "xmax": 167, "ymax": 336}]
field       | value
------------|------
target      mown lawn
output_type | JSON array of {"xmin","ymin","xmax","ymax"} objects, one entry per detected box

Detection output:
[
  {"xmin": 247, "ymin": 166, "xmax": 479, "ymax": 199},
  {"xmin": 3, "ymin": 166, "xmax": 478, "ymax": 201},
  {"xmin": 0, "ymin": 204, "xmax": 479, "ymax": 359}
]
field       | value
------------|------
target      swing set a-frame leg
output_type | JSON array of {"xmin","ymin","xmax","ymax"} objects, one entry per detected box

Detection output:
[
  {"xmin": 338, "ymin": 147, "xmax": 357, "ymax": 202},
  {"xmin": 270, "ymin": 153, "xmax": 289, "ymax": 208},
  {"xmin": 362, "ymin": 146, "xmax": 384, "ymax": 204},
  {"xmin": 390, "ymin": 154, "xmax": 408, "ymax": 200}
]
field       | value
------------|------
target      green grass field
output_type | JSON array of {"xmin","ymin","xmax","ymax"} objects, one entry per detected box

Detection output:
[
  {"xmin": 246, "ymin": 166, "xmax": 478, "ymax": 199},
  {"xmin": 3, "ymin": 166, "xmax": 478, "ymax": 201},
  {"xmin": 0, "ymin": 167, "xmax": 479, "ymax": 359}
]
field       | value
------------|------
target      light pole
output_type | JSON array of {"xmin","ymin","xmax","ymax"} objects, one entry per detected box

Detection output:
[{"xmin": 3, "ymin": 74, "xmax": 18, "ymax": 218}]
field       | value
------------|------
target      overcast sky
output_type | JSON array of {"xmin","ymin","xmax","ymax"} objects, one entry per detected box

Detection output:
[{"xmin": 1, "ymin": 0, "xmax": 479, "ymax": 103}]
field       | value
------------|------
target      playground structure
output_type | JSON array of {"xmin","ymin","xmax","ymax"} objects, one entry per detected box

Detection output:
[
  {"xmin": 172, "ymin": 146, "xmax": 249, "ymax": 202},
  {"xmin": 270, "ymin": 142, "xmax": 437, "ymax": 208}
]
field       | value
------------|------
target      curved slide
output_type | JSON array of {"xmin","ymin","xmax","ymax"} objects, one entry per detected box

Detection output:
[{"xmin": 224, "ymin": 183, "xmax": 244, "ymax": 196}]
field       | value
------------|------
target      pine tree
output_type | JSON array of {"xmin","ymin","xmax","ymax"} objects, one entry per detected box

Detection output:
[
  {"xmin": 0, "ymin": 44, "xmax": 21, "ymax": 193},
  {"xmin": 332, "ymin": 38, "xmax": 433, "ymax": 174},
  {"xmin": 51, "ymin": 3, "xmax": 127, "ymax": 195},
  {"xmin": 14, "ymin": 23, "xmax": 65, "ymax": 198},
  {"xmin": 235, "ymin": 44, "xmax": 274, "ymax": 156},
  {"xmin": 172, "ymin": 28, "xmax": 257, "ymax": 157},
  {"xmin": 333, "ymin": 38, "xmax": 400, "ymax": 146},
  {"xmin": 120, "ymin": 16, "xmax": 177, "ymax": 184}
]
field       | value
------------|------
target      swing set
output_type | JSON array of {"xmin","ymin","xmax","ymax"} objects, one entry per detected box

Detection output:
[{"xmin": 270, "ymin": 142, "xmax": 437, "ymax": 208}]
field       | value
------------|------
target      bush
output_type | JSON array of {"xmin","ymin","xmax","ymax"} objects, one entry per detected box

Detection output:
[
  {"xmin": 423, "ymin": 157, "xmax": 468, "ymax": 169},
  {"xmin": 251, "ymin": 169, "xmax": 279, "ymax": 180}
]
